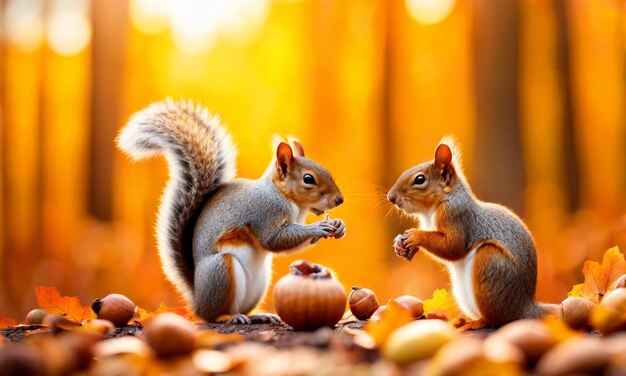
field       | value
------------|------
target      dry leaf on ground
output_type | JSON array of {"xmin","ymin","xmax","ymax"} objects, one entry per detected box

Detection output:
[{"xmin": 35, "ymin": 286, "xmax": 96, "ymax": 323}]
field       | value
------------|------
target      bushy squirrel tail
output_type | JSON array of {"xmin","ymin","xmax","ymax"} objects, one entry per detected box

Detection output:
[
  {"xmin": 117, "ymin": 99, "xmax": 237, "ymax": 302},
  {"xmin": 526, "ymin": 302, "xmax": 561, "ymax": 319}
]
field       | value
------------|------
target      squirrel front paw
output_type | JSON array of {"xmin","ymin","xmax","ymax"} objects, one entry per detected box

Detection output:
[
  {"xmin": 393, "ymin": 233, "xmax": 418, "ymax": 261},
  {"xmin": 310, "ymin": 220, "xmax": 340, "ymax": 244},
  {"xmin": 328, "ymin": 218, "xmax": 346, "ymax": 239}
]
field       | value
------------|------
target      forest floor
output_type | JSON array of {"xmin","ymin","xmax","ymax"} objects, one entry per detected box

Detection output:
[{"xmin": 1, "ymin": 317, "xmax": 500, "ymax": 375}]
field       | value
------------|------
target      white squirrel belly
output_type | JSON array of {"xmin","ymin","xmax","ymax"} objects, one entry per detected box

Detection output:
[
  {"xmin": 447, "ymin": 246, "xmax": 481, "ymax": 320},
  {"xmin": 221, "ymin": 244, "xmax": 273, "ymax": 314}
]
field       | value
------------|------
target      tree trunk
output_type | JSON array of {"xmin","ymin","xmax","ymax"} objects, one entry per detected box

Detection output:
[
  {"xmin": 554, "ymin": 0, "xmax": 580, "ymax": 212},
  {"xmin": 88, "ymin": 0, "xmax": 128, "ymax": 220},
  {"xmin": 473, "ymin": 0, "xmax": 525, "ymax": 214}
]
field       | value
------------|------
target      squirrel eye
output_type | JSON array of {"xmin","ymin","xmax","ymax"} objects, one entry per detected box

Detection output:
[
  {"xmin": 303, "ymin": 173, "xmax": 316, "ymax": 185},
  {"xmin": 414, "ymin": 174, "xmax": 426, "ymax": 186}
]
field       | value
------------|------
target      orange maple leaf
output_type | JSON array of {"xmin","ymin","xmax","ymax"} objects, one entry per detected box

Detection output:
[
  {"xmin": 423, "ymin": 288, "xmax": 463, "ymax": 320},
  {"xmin": 365, "ymin": 300, "xmax": 413, "ymax": 347},
  {"xmin": 35, "ymin": 286, "xmax": 96, "ymax": 323},
  {"xmin": 0, "ymin": 316, "xmax": 17, "ymax": 329},
  {"xmin": 567, "ymin": 247, "xmax": 626, "ymax": 303}
]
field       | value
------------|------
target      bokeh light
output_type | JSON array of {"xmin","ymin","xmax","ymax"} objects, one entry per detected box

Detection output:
[
  {"xmin": 129, "ymin": 0, "xmax": 170, "ymax": 35},
  {"xmin": 405, "ymin": 0, "xmax": 456, "ymax": 25},
  {"xmin": 4, "ymin": 0, "xmax": 45, "ymax": 53},
  {"xmin": 46, "ymin": 0, "xmax": 91, "ymax": 56}
]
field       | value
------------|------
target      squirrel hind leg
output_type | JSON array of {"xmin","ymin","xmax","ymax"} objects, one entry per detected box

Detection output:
[
  {"xmin": 472, "ymin": 244, "xmax": 535, "ymax": 327},
  {"xmin": 192, "ymin": 253, "xmax": 236, "ymax": 322}
]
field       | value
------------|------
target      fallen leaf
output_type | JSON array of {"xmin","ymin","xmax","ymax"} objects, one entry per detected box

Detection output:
[
  {"xmin": 0, "ymin": 316, "xmax": 17, "ymax": 329},
  {"xmin": 567, "ymin": 247, "xmax": 626, "ymax": 303},
  {"xmin": 423, "ymin": 289, "xmax": 463, "ymax": 320},
  {"xmin": 35, "ymin": 286, "xmax": 95, "ymax": 323},
  {"xmin": 365, "ymin": 300, "xmax": 413, "ymax": 347}
]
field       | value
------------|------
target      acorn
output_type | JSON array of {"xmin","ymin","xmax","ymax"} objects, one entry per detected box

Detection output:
[
  {"xmin": 25, "ymin": 309, "xmax": 49, "ymax": 325},
  {"xmin": 349, "ymin": 287, "xmax": 379, "ymax": 320},
  {"xmin": 91, "ymin": 294, "xmax": 136, "ymax": 327},
  {"xmin": 394, "ymin": 295, "xmax": 424, "ymax": 319},
  {"xmin": 273, "ymin": 260, "xmax": 347, "ymax": 331},
  {"xmin": 143, "ymin": 313, "xmax": 196, "ymax": 358}
]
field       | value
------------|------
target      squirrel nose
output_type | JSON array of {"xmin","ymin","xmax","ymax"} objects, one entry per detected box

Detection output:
[
  {"xmin": 335, "ymin": 196, "xmax": 344, "ymax": 206},
  {"xmin": 388, "ymin": 192, "xmax": 397, "ymax": 204}
]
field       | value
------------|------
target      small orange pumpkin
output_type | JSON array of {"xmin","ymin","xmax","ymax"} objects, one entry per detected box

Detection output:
[{"xmin": 273, "ymin": 260, "xmax": 347, "ymax": 331}]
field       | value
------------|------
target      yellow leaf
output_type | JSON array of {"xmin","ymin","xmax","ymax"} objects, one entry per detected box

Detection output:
[
  {"xmin": 365, "ymin": 300, "xmax": 413, "ymax": 347},
  {"xmin": 567, "ymin": 247, "xmax": 626, "ymax": 303},
  {"xmin": 423, "ymin": 289, "xmax": 463, "ymax": 320}
]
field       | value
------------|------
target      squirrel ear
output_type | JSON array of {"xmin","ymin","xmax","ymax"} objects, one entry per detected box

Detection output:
[
  {"xmin": 276, "ymin": 142, "xmax": 294, "ymax": 179},
  {"xmin": 435, "ymin": 144, "xmax": 452, "ymax": 167},
  {"xmin": 435, "ymin": 144, "xmax": 454, "ymax": 184},
  {"xmin": 292, "ymin": 140, "xmax": 305, "ymax": 157}
]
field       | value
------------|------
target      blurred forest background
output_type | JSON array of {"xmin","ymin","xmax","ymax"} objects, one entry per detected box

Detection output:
[{"xmin": 1, "ymin": 0, "xmax": 625, "ymax": 320}]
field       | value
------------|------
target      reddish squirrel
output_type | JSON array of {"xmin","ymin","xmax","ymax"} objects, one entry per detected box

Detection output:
[
  {"xmin": 388, "ymin": 137, "xmax": 554, "ymax": 327},
  {"xmin": 117, "ymin": 100, "xmax": 345, "ymax": 324}
]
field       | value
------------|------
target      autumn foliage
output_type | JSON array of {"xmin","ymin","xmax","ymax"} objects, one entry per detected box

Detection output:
[
  {"xmin": 34, "ymin": 287, "xmax": 96, "ymax": 323},
  {"xmin": 568, "ymin": 246, "xmax": 626, "ymax": 303}
]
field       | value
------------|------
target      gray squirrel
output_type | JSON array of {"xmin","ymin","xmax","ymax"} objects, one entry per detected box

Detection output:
[
  {"xmin": 117, "ymin": 100, "xmax": 345, "ymax": 324},
  {"xmin": 388, "ymin": 138, "xmax": 556, "ymax": 328}
]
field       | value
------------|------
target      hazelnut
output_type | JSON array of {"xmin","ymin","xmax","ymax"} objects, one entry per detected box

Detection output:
[
  {"xmin": 91, "ymin": 294, "xmax": 136, "ymax": 327},
  {"xmin": 42, "ymin": 314, "xmax": 81, "ymax": 333},
  {"xmin": 560, "ymin": 297, "xmax": 595, "ymax": 330},
  {"xmin": 488, "ymin": 319, "xmax": 557, "ymax": 365},
  {"xmin": 25, "ymin": 309, "xmax": 48, "ymax": 325},
  {"xmin": 81, "ymin": 319, "xmax": 115, "ymax": 336},
  {"xmin": 591, "ymin": 288, "xmax": 626, "ymax": 334},
  {"xmin": 536, "ymin": 336, "xmax": 610, "ymax": 376},
  {"xmin": 349, "ymin": 287, "xmax": 379, "ymax": 320},
  {"xmin": 613, "ymin": 274, "xmax": 626, "ymax": 290},
  {"xmin": 144, "ymin": 313, "xmax": 196, "ymax": 358},
  {"xmin": 393, "ymin": 295, "xmax": 424, "ymax": 319}
]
